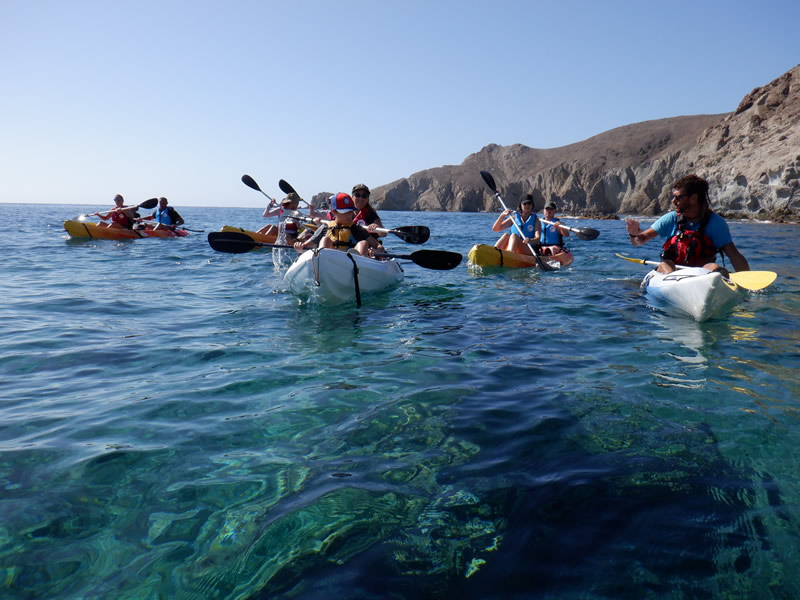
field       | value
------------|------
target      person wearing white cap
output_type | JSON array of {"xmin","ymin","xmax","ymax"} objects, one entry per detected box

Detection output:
[{"xmin": 293, "ymin": 193, "xmax": 373, "ymax": 256}]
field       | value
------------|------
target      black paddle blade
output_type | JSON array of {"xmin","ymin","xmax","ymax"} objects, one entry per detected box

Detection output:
[
  {"xmin": 391, "ymin": 225, "xmax": 430, "ymax": 244},
  {"xmin": 138, "ymin": 198, "xmax": 158, "ymax": 209},
  {"xmin": 278, "ymin": 179, "xmax": 298, "ymax": 195},
  {"xmin": 375, "ymin": 250, "xmax": 461, "ymax": 270},
  {"xmin": 241, "ymin": 174, "xmax": 262, "ymax": 192},
  {"xmin": 208, "ymin": 231, "xmax": 257, "ymax": 254},
  {"xmin": 575, "ymin": 227, "xmax": 600, "ymax": 240},
  {"xmin": 480, "ymin": 170, "xmax": 497, "ymax": 193}
]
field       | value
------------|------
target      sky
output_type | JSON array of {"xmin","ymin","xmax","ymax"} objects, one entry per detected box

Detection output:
[{"xmin": 1, "ymin": 0, "xmax": 798, "ymax": 208}]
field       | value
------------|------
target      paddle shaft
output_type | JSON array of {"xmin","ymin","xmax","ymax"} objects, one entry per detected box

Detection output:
[{"xmin": 540, "ymin": 218, "xmax": 599, "ymax": 240}]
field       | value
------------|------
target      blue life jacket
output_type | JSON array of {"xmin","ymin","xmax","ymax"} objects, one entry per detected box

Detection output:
[
  {"xmin": 510, "ymin": 213, "xmax": 538, "ymax": 239},
  {"xmin": 540, "ymin": 217, "xmax": 564, "ymax": 246}
]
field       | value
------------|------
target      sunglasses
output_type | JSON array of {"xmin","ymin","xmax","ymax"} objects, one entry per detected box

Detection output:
[{"xmin": 353, "ymin": 192, "xmax": 370, "ymax": 199}]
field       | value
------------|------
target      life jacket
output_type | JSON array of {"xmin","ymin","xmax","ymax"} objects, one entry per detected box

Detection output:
[
  {"xmin": 278, "ymin": 208, "xmax": 299, "ymax": 235},
  {"xmin": 325, "ymin": 221, "xmax": 354, "ymax": 249},
  {"xmin": 111, "ymin": 209, "xmax": 134, "ymax": 228},
  {"xmin": 510, "ymin": 213, "xmax": 538, "ymax": 239},
  {"xmin": 660, "ymin": 211, "xmax": 719, "ymax": 267},
  {"xmin": 154, "ymin": 207, "xmax": 176, "ymax": 226},
  {"xmin": 540, "ymin": 218, "xmax": 563, "ymax": 246}
]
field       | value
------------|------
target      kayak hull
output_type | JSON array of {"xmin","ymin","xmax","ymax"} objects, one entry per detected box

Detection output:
[
  {"xmin": 219, "ymin": 226, "xmax": 278, "ymax": 245},
  {"xmin": 64, "ymin": 221, "xmax": 189, "ymax": 239},
  {"xmin": 468, "ymin": 244, "xmax": 574, "ymax": 269},
  {"xmin": 283, "ymin": 249, "xmax": 404, "ymax": 305},
  {"xmin": 641, "ymin": 267, "xmax": 742, "ymax": 322}
]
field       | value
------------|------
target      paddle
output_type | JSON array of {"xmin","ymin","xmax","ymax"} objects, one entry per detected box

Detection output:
[
  {"xmin": 373, "ymin": 249, "xmax": 461, "ymax": 270},
  {"xmin": 374, "ymin": 226, "xmax": 430, "ymax": 244},
  {"xmin": 282, "ymin": 208, "xmax": 428, "ymax": 244},
  {"xmin": 479, "ymin": 170, "xmax": 553, "ymax": 271},
  {"xmin": 615, "ymin": 254, "xmax": 777, "ymax": 291},
  {"xmin": 541, "ymin": 218, "xmax": 599, "ymax": 241},
  {"xmin": 77, "ymin": 197, "xmax": 159, "ymax": 221},
  {"xmin": 242, "ymin": 174, "xmax": 277, "ymax": 206},
  {"xmin": 277, "ymin": 179, "xmax": 314, "ymax": 209},
  {"xmin": 208, "ymin": 232, "xmax": 461, "ymax": 270}
]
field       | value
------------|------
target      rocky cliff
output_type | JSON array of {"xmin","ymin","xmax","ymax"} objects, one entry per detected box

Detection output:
[{"xmin": 369, "ymin": 65, "xmax": 800, "ymax": 220}]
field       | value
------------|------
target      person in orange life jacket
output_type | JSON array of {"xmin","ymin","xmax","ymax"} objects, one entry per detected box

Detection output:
[
  {"xmin": 293, "ymin": 192, "xmax": 372, "ymax": 257},
  {"xmin": 539, "ymin": 200, "xmax": 570, "ymax": 256},
  {"xmin": 139, "ymin": 197, "xmax": 184, "ymax": 231},
  {"xmin": 626, "ymin": 174, "xmax": 749, "ymax": 274},
  {"xmin": 95, "ymin": 194, "xmax": 137, "ymax": 229},
  {"xmin": 492, "ymin": 193, "xmax": 541, "ymax": 255},
  {"xmin": 351, "ymin": 183, "xmax": 386, "ymax": 253}
]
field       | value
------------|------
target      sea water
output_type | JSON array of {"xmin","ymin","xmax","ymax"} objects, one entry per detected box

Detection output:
[{"xmin": 1, "ymin": 203, "xmax": 799, "ymax": 599}]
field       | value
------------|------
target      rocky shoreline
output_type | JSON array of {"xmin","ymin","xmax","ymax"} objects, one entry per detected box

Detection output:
[{"xmin": 363, "ymin": 65, "xmax": 800, "ymax": 223}]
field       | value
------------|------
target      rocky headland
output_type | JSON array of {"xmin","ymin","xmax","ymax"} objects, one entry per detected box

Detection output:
[{"xmin": 360, "ymin": 64, "xmax": 799, "ymax": 221}]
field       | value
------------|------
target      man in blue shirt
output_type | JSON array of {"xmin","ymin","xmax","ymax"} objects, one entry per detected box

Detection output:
[{"xmin": 625, "ymin": 174, "xmax": 749, "ymax": 274}]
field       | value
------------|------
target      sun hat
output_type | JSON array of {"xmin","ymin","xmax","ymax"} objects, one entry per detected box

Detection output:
[
  {"xmin": 281, "ymin": 192, "xmax": 301, "ymax": 205},
  {"xmin": 330, "ymin": 192, "xmax": 356, "ymax": 212}
]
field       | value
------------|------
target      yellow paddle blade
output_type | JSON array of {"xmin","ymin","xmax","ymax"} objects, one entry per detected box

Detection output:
[
  {"xmin": 728, "ymin": 271, "xmax": 777, "ymax": 291},
  {"xmin": 615, "ymin": 253, "xmax": 648, "ymax": 264}
]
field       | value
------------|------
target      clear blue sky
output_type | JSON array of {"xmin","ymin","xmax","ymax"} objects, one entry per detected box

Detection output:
[{"xmin": 1, "ymin": 0, "xmax": 798, "ymax": 207}]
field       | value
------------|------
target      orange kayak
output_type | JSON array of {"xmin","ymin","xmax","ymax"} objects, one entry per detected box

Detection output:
[{"xmin": 64, "ymin": 220, "xmax": 189, "ymax": 239}]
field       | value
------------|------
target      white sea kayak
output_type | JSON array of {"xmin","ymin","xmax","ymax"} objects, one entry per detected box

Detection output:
[
  {"xmin": 641, "ymin": 267, "xmax": 742, "ymax": 322},
  {"xmin": 283, "ymin": 248, "xmax": 404, "ymax": 305}
]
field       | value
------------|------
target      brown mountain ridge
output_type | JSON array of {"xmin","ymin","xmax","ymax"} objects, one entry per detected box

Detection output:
[{"xmin": 362, "ymin": 64, "xmax": 800, "ymax": 221}]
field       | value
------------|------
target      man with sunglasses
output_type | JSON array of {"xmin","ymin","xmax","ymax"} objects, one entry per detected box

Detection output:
[{"xmin": 626, "ymin": 174, "xmax": 749, "ymax": 274}]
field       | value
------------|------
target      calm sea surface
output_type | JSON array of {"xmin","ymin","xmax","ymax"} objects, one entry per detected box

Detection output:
[{"xmin": 1, "ymin": 203, "xmax": 799, "ymax": 599}]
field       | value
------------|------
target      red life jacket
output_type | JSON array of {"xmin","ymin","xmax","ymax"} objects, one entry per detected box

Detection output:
[
  {"xmin": 660, "ymin": 211, "xmax": 719, "ymax": 267},
  {"xmin": 111, "ymin": 209, "xmax": 134, "ymax": 228}
]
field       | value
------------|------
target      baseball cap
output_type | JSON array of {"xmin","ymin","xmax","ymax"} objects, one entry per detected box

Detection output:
[
  {"xmin": 352, "ymin": 183, "xmax": 370, "ymax": 195},
  {"xmin": 544, "ymin": 201, "xmax": 557, "ymax": 209},
  {"xmin": 330, "ymin": 192, "xmax": 356, "ymax": 212}
]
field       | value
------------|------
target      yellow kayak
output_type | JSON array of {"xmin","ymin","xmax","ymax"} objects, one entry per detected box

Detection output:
[
  {"xmin": 219, "ymin": 226, "xmax": 278, "ymax": 244},
  {"xmin": 64, "ymin": 221, "xmax": 189, "ymax": 239},
  {"xmin": 468, "ymin": 244, "xmax": 574, "ymax": 269}
]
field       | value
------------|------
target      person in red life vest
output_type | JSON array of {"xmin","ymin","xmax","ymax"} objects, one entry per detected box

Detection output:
[
  {"xmin": 351, "ymin": 183, "xmax": 386, "ymax": 253},
  {"xmin": 257, "ymin": 193, "xmax": 303, "ymax": 241},
  {"xmin": 626, "ymin": 174, "xmax": 749, "ymax": 274},
  {"xmin": 293, "ymin": 192, "xmax": 372, "ymax": 257},
  {"xmin": 492, "ymin": 193, "xmax": 541, "ymax": 255},
  {"xmin": 257, "ymin": 192, "xmax": 323, "ymax": 242},
  {"xmin": 95, "ymin": 194, "xmax": 137, "ymax": 229},
  {"xmin": 138, "ymin": 197, "xmax": 184, "ymax": 231}
]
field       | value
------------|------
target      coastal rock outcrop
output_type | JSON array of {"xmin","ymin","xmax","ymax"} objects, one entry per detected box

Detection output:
[{"xmin": 367, "ymin": 64, "xmax": 800, "ymax": 220}]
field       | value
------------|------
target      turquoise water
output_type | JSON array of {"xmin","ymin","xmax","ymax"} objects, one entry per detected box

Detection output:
[{"xmin": 1, "ymin": 203, "xmax": 799, "ymax": 599}]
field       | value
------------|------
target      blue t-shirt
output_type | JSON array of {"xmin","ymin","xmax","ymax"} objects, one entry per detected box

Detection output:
[{"xmin": 650, "ymin": 211, "xmax": 732, "ymax": 249}]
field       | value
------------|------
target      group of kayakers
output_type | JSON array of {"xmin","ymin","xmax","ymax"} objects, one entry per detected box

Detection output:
[
  {"xmin": 94, "ymin": 196, "xmax": 185, "ymax": 231},
  {"xmin": 95, "ymin": 173, "xmax": 751, "ymax": 279}
]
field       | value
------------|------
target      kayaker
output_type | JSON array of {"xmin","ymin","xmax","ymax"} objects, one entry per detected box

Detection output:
[
  {"xmin": 293, "ymin": 192, "xmax": 372, "ymax": 257},
  {"xmin": 539, "ymin": 200, "xmax": 570, "ymax": 256},
  {"xmin": 257, "ymin": 192, "xmax": 323, "ymax": 241},
  {"xmin": 492, "ymin": 194, "xmax": 541, "ymax": 255},
  {"xmin": 626, "ymin": 174, "xmax": 750, "ymax": 274},
  {"xmin": 351, "ymin": 183, "xmax": 386, "ymax": 253},
  {"xmin": 95, "ymin": 194, "xmax": 137, "ymax": 229},
  {"xmin": 140, "ymin": 197, "xmax": 184, "ymax": 231}
]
